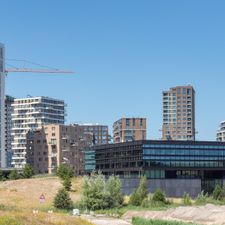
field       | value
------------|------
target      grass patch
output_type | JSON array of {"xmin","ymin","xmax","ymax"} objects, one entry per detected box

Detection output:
[
  {"xmin": 95, "ymin": 203, "xmax": 177, "ymax": 217},
  {"xmin": 132, "ymin": 217, "xmax": 200, "ymax": 225}
]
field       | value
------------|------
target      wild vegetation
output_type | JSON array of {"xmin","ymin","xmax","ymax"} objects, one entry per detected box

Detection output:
[{"xmin": 132, "ymin": 217, "xmax": 199, "ymax": 225}]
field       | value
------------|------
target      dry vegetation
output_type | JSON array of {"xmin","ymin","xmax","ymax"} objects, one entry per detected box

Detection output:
[{"xmin": 0, "ymin": 176, "xmax": 92, "ymax": 225}]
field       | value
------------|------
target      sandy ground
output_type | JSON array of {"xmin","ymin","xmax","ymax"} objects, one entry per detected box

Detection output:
[
  {"xmin": 122, "ymin": 204, "xmax": 225, "ymax": 225},
  {"xmin": 82, "ymin": 214, "xmax": 131, "ymax": 225},
  {"xmin": 0, "ymin": 176, "xmax": 82, "ymax": 210}
]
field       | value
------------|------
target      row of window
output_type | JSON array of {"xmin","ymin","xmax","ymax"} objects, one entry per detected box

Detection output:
[{"xmin": 143, "ymin": 144, "xmax": 225, "ymax": 149}]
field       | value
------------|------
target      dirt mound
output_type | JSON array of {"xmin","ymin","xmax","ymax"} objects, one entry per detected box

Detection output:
[{"xmin": 122, "ymin": 204, "xmax": 225, "ymax": 225}]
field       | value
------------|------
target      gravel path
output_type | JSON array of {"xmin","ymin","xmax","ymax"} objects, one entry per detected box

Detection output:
[{"xmin": 81, "ymin": 215, "xmax": 131, "ymax": 225}]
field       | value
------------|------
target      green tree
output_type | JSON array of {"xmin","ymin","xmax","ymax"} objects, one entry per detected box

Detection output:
[
  {"xmin": 129, "ymin": 176, "xmax": 148, "ymax": 206},
  {"xmin": 213, "ymin": 184, "xmax": 224, "ymax": 200},
  {"xmin": 82, "ymin": 171, "xmax": 108, "ymax": 210},
  {"xmin": 8, "ymin": 169, "xmax": 20, "ymax": 180},
  {"xmin": 63, "ymin": 176, "xmax": 72, "ymax": 191},
  {"xmin": 22, "ymin": 164, "xmax": 34, "ymax": 178},
  {"xmin": 57, "ymin": 164, "xmax": 74, "ymax": 180},
  {"xmin": 0, "ymin": 170, "xmax": 5, "ymax": 181},
  {"xmin": 152, "ymin": 188, "xmax": 167, "ymax": 204},
  {"xmin": 54, "ymin": 188, "xmax": 73, "ymax": 210},
  {"xmin": 105, "ymin": 175, "xmax": 123, "ymax": 207}
]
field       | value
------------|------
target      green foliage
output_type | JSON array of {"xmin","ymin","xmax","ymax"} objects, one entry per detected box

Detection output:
[
  {"xmin": 195, "ymin": 191, "xmax": 208, "ymax": 205},
  {"xmin": 63, "ymin": 176, "xmax": 72, "ymax": 191},
  {"xmin": 53, "ymin": 188, "xmax": 73, "ymax": 210},
  {"xmin": 105, "ymin": 175, "xmax": 123, "ymax": 208},
  {"xmin": 182, "ymin": 192, "xmax": 192, "ymax": 206},
  {"xmin": 129, "ymin": 189, "xmax": 143, "ymax": 206},
  {"xmin": 212, "ymin": 184, "xmax": 225, "ymax": 200},
  {"xmin": 82, "ymin": 171, "xmax": 107, "ymax": 210},
  {"xmin": 57, "ymin": 164, "xmax": 74, "ymax": 180},
  {"xmin": 152, "ymin": 188, "xmax": 167, "ymax": 204},
  {"xmin": 129, "ymin": 176, "xmax": 148, "ymax": 206},
  {"xmin": 0, "ymin": 216, "xmax": 22, "ymax": 225},
  {"xmin": 22, "ymin": 164, "xmax": 34, "ymax": 179},
  {"xmin": 81, "ymin": 172, "xmax": 123, "ymax": 210},
  {"xmin": 132, "ymin": 217, "xmax": 199, "ymax": 225},
  {"xmin": 8, "ymin": 169, "xmax": 20, "ymax": 180}
]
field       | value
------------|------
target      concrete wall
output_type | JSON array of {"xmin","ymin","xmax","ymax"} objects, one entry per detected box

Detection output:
[{"xmin": 121, "ymin": 178, "xmax": 201, "ymax": 198}]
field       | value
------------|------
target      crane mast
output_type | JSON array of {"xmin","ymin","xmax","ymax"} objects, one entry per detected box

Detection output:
[{"xmin": 0, "ymin": 43, "xmax": 74, "ymax": 168}]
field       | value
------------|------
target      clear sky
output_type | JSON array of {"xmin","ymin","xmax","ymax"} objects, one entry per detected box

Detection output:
[{"xmin": 1, "ymin": 0, "xmax": 225, "ymax": 140}]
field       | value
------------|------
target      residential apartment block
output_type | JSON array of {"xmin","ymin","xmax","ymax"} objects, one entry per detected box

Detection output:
[
  {"xmin": 113, "ymin": 118, "xmax": 147, "ymax": 143},
  {"xmin": 5, "ymin": 95, "xmax": 14, "ymax": 167},
  {"xmin": 79, "ymin": 124, "xmax": 109, "ymax": 145},
  {"xmin": 162, "ymin": 86, "xmax": 195, "ymax": 141},
  {"xmin": 0, "ymin": 44, "xmax": 5, "ymax": 167},
  {"xmin": 11, "ymin": 96, "xmax": 65, "ymax": 168},
  {"xmin": 26, "ymin": 124, "xmax": 92, "ymax": 174},
  {"xmin": 217, "ymin": 121, "xmax": 225, "ymax": 142}
]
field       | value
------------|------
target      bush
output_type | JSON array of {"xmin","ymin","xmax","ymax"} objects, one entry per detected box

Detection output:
[
  {"xmin": 129, "ymin": 189, "xmax": 142, "ymax": 206},
  {"xmin": 105, "ymin": 175, "xmax": 123, "ymax": 207},
  {"xmin": 212, "ymin": 184, "xmax": 225, "ymax": 200},
  {"xmin": 57, "ymin": 164, "xmax": 74, "ymax": 180},
  {"xmin": 195, "ymin": 191, "xmax": 208, "ymax": 205},
  {"xmin": 63, "ymin": 176, "xmax": 72, "ymax": 191},
  {"xmin": 182, "ymin": 192, "xmax": 192, "ymax": 205},
  {"xmin": 152, "ymin": 188, "xmax": 167, "ymax": 204},
  {"xmin": 81, "ymin": 172, "xmax": 123, "ymax": 210},
  {"xmin": 8, "ymin": 169, "xmax": 20, "ymax": 180},
  {"xmin": 22, "ymin": 164, "xmax": 34, "ymax": 178},
  {"xmin": 53, "ymin": 188, "xmax": 73, "ymax": 210},
  {"xmin": 82, "ymin": 171, "xmax": 107, "ymax": 210},
  {"xmin": 129, "ymin": 176, "xmax": 148, "ymax": 206}
]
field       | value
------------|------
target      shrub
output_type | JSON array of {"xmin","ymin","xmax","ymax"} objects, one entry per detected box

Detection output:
[
  {"xmin": 195, "ymin": 191, "xmax": 208, "ymax": 205},
  {"xmin": 81, "ymin": 172, "xmax": 123, "ymax": 210},
  {"xmin": 53, "ymin": 188, "xmax": 73, "ymax": 210},
  {"xmin": 63, "ymin": 176, "xmax": 72, "ymax": 191},
  {"xmin": 129, "ymin": 189, "xmax": 142, "ymax": 206},
  {"xmin": 22, "ymin": 164, "xmax": 34, "ymax": 178},
  {"xmin": 82, "ymin": 171, "xmax": 107, "ymax": 210},
  {"xmin": 129, "ymin": 176, "xmax": 148, "ymax": 206},
  {"xmin": 57, "ymin": 164, "xmax": 74, "ymax": 180},
  {"xmin": 105, "ymin": 175, "xmax": 123, "ymax": 207},
  {"xmin": 152, "ymin": 188, "xmax": 167, "ymax": 204},
  {"xmin": 182, "ymin": 192, "xmax": 192, "ymax": 205},
  {"xmin": 212, "ymin": 184, "xmax": 225, "ymax": 200},
  {"xmin": 8, "ymin": 169, "xmax": 20, "ymax": 180}
]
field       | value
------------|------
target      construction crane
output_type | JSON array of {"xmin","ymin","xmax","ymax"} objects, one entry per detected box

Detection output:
[
  {"xmin": 0, "ymin": 43, "xmax": 74, "ymax": 168},
  {"xmin": 5, "ymin": 59, "xmax": 74, "ymax": 74}
]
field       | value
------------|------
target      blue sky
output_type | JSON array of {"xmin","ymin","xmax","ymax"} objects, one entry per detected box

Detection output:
[{"xmin": 1, "ymin": 0, "xmax": 225, "ymax": 140}]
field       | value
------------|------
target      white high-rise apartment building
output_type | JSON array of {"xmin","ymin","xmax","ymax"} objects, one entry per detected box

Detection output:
[
  {"xmin": 0, "ymin": 43, "xmax": 6, "ymax": 168},
  {"xmin": 217, "ymin": 121, "xmax": 225, "ymax": 142},
  {"xmin": 11, "ymin": 96, "xmax": 65, "ymax": 168}
]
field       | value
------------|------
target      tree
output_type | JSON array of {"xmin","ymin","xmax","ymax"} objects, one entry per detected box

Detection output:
[
  {"xmin": 129, "ymin": 176, "xmax": 148, "ymax": 206},
  {"xmin": 22, "ymin": 164, "xmax": 34, "ymax": 178},
  {"xmin": 8, "ymin": 169, "xmax": 20, "ymax": 180},
  {"xmin": 152, "ymin": 188, "xmax": 167, "ymax": 204},
  {"xmin": 213, "ymin": 184, "xmax": 224, "ymax": 200},
  {"xmin": 54, "ymin": 188, "xmax": 73, "ymax": 210},
  {"xmin": 82, "ymin": 171, "xmax": 107, "ymax": 210},
  {"xmin": 0, "ymin": 170, "xmax": 5, "ymax": 181},
  {"xmin": 63, "ymin": 176, "xmax": 72, "ymax": 191},
  {"xmin": 57, "ymin": 164, "xmax": 73, "ymax": 180},
  {"xmin": 105, "ymin": 175, "xmax": 123, "ymax": 207}
]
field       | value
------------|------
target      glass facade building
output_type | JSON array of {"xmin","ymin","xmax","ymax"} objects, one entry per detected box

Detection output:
[{"xmin": 92, "ymin": 140, "xmax": 225, "ymax": 193}]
